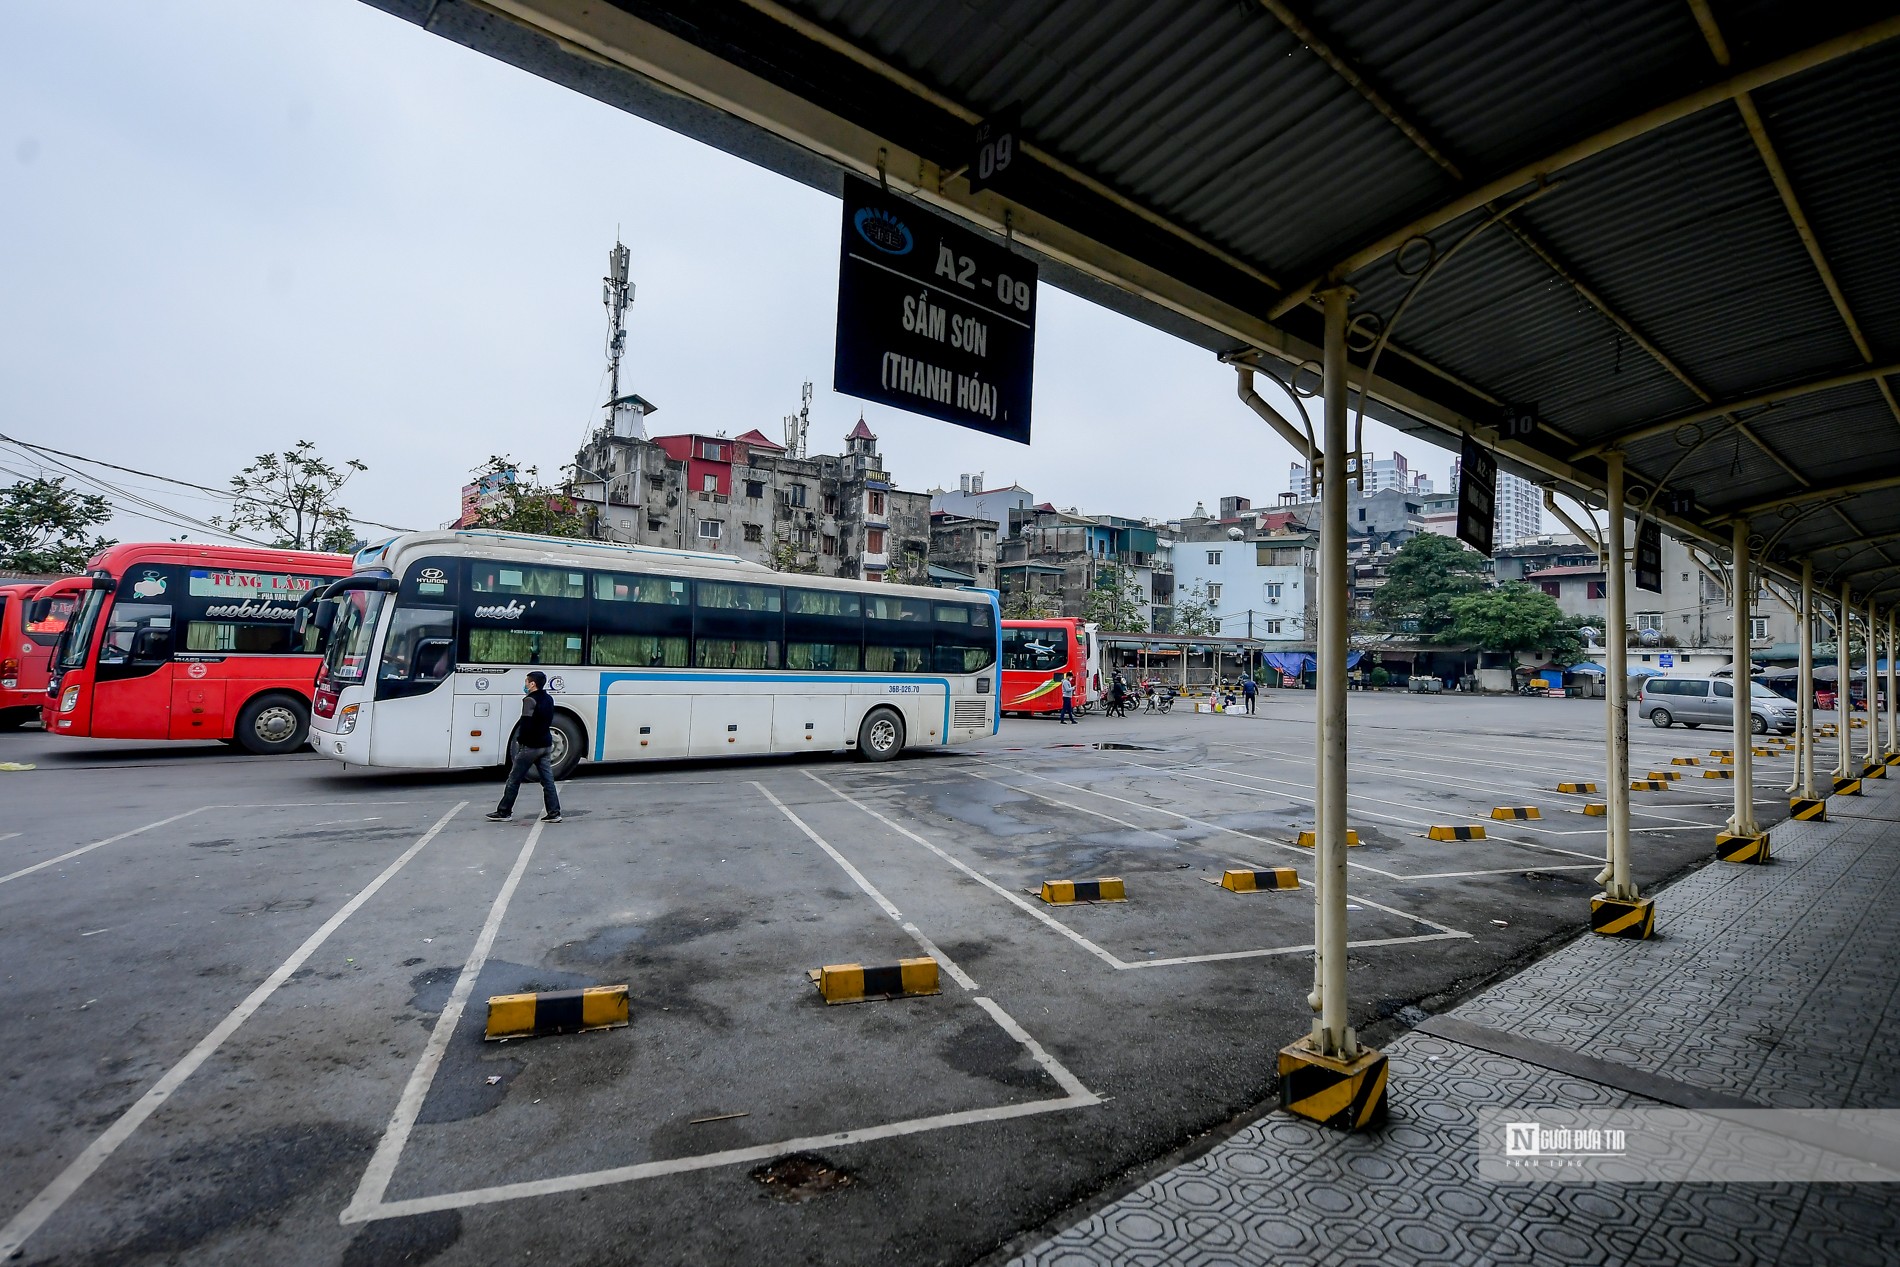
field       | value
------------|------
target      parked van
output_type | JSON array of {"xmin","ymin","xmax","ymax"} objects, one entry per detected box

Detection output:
[{"xmin": 1637, "ymin": 676, "xmax": 1796, "ymax": 734}]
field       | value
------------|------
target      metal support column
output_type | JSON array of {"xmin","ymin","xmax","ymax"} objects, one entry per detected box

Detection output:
[
  {"xmin": 1865, "ymin": 595, "xmax": 1880, "ymax": 771},
  {"xmin": 1316, "ymin": 285, "xmax": 1353, "ymax": 1058},
  {"xmin": 1276, "ymin": 285, "xmax": 1387, "ymax": 1130},
  {"xmin": 1791, "ymin": 560, "xmax": 1820, "ymax": 803},
  {"xmin": 1719, "ymin": 523, "xmax": 1765, "ymax": 858},
  {"xmin": 1590, "ymin": 455, "xmax": 1651, "ymax": 932},
  {"xmin": 1834, "ymin": 583, "xmax": 1857, "ymax": 794},
  {"xmin": 1877, "ymin": 607, "xmax": 1892, "ymax": 759}
]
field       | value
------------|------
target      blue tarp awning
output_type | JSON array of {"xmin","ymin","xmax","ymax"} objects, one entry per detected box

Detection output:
[{"xmin": 1569, "ymin": 662, "xmax": 1661, "ymax": 678}]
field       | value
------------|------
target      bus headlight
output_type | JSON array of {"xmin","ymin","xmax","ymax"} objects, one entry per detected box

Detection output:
[
  {"xmin": 60, "ymin": 686, "xmax": 79, "ymax": 714},
  {"xmin": 336, "ymin": 703, "xmax": 361, "ymax": 735}
]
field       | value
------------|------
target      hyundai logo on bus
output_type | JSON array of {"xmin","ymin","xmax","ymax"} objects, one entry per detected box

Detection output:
[{"xmin": 833, "ymin": 173, "xmax": 1036, "ymax": 444}]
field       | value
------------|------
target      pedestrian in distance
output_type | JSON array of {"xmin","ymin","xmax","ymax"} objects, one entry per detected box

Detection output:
[
  {"xmin": 1058, "ymin": 671, "xmax": 1078, "ymax": 724},
  {"xmin": 487, "ymin": 670, "xmax": 563, "ymax": 823},
  {"xmin": 1242, "ymin": 672, "xmax": 1258, "ymax": 714}
]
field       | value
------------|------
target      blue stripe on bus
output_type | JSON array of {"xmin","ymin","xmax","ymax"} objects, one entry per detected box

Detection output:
[{"xmin": 590, "ymin": 672, "xmax": 955, "ymax": 761}]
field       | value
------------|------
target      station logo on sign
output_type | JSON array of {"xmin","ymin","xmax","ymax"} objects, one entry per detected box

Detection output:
[{"xmin": 833, "ymin": 175, "xmax": 1037, "ymax": 444}]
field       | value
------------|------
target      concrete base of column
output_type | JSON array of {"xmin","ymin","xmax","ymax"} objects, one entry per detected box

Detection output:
[
  {"xmin": 1590, "ymin": 894, "xmax": 1656, "ymax": 939},
  {"xmin": 1864, "ymin": 763, "xmax": 1886, "ymax": 779},
  {"xmin": 1834, "ymin": 775, "xmax": 1863, "ymax": 796},
  {"xmin": 1277, "ymin": 1037, "xmax": 1387, "ymax": 1131},
  {"xmin": 1789, "ymin": 797, "xmax": 1828, "ymax": 822},
  {"xmin": 1715, "ymin": 831, "xmax": 1772, "ymax": 865}
]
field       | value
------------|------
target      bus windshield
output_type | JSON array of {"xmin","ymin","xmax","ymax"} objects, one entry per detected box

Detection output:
[
  {"xmin": 321, "ymin": 591, "xmax": 386, "ymax": 686},
  {"xmin": 26, "ymin": 593, "xmax": 77, "ymax": 645},
  {"xmin": 58, "ymin": 589, "xmax": 108, "ymax": 671}
]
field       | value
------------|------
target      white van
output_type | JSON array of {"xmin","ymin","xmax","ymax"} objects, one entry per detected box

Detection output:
[{"xmin": 1637, "ymin": 676, "xmax": 1795, "ymax": 735}]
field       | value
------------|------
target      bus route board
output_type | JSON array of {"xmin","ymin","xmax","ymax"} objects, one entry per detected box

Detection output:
[{"xmin": 833, "ymin": 174, "xmax": 1036, "ymax": 444}]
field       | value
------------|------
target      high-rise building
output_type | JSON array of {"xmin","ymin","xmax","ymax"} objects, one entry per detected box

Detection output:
[
  {"xmin": 1451, "ymin": 458, "xmax": 1544, "ymax": 547},
  {"xmin": 1287, "ymin": 451, "xmax": 1432, "ymax": 499}
]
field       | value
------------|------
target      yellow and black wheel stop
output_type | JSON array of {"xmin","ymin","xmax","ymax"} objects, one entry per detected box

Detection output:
[
  {"xmin": 1490, "ymin": 806, "xmax": 1541, "ymax": 820},
  {"xmin": 1219, "ymin": 867, "xmax": 1298, "ymax": 892},
  {"xmin": 485, "ymin": 984, "xmax": 629, "ymax": 1040},
  {"xmin": 1039, "ymin": 877, "xmax": 1126, "ymax": 904},
  {"xmin": 1426, "ymin": 824, "xmax": 1485, "ymax": 840},
  {"xmin": 1295, "ymin": 829, "xmax": 1360, "ymax": 847},
  {"xmin": 812, "ymin": 957, "xmax": 940, "ymax": 1004}
]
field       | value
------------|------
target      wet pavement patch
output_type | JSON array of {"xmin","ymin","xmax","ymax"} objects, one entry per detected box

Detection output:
[
  {"xmin": 108, "ymin": 1122, "xmax": 374, "ymax": 1257},
  {"xmin": 752, "ymin": 1152, "xmax": 855, "ymax": 1202},
  {"xmin": 340, "ymin": 1210, "xmax": 463, "ymax": 1267}
]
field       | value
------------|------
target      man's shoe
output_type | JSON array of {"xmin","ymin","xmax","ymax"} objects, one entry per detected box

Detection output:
[
  {"xmin": 540, "ymin": 813, "xmax": 562, "ymax": 824},
  {"xmin": 485, "ymin": 811, "xmax": 512, "ymax": 821}
]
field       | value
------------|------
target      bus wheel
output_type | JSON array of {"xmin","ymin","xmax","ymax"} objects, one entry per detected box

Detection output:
[
  {"xmin": 856, "ymin": 708, "xmax": 905, "ymax": 762},
  {"xmin": 548, "ymin": 714, "xmax": 585, "ymax": 779},
  {"xmin": 236, "ymin": 693, "xmax": 309, "ymax": 755}
]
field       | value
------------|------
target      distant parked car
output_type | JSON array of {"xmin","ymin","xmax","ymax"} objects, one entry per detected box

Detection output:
[{"xmin": 1638, "ymin": 676, "xmax": 1795, "ymax": 735}]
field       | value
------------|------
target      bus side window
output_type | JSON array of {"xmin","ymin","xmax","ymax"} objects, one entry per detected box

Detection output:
[{"xmin": 933, "ymin": 603, "xmax": 996, "ymax": 673}]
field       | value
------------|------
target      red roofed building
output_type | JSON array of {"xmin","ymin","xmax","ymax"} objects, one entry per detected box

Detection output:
[{"xmin": 568, "ymin": 401, "xmax": 934, "ymax": 583}]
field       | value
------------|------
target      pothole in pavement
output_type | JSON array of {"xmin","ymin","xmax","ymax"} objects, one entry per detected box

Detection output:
[{"xmin": 751, "ymin": 1152, "xmax": 855, "ymax": 1201}]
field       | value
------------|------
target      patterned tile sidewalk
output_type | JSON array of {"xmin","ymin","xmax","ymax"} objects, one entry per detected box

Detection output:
[{"xmin": 1014, "ymin": 769, "xmax": 1900, "ymax": 1267}]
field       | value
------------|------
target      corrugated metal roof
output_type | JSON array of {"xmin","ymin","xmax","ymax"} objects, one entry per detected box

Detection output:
[{"xmin": 392, "ymin": 0, "xmax": 1900, "ymax": 588}]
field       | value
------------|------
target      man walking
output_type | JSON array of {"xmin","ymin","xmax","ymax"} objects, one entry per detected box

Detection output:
[
  {"xmin": 488, "ymin": 671, "xmax": 562, "ymax": 823},
  {"xmin": 1242, "ymin": 673, "xmax": 1258, "ymax": 715},
  {"xmin": 1058, "ymin": 672, "xmax": 1077, "ymax": 724}
]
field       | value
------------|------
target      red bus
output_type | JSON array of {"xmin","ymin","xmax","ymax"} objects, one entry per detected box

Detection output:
[
  {"xmin": 1, "ymin": 581, "xmax": 78, "ymax": 730},
  {"xmin": 1000, "ymin": 618, "xmax": 1100, "ymax": 716},
  {"xmin": 41, "ymin": 543, "xmax": 353, "ymax": 753}
]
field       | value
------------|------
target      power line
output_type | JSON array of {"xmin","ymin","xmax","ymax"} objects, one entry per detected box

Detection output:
[{"xmin": 0, "ymin": 433, "xmax": 415, "ymax": 534}]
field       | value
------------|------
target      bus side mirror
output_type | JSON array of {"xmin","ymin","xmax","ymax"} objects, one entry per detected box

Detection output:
[{"xmin": 26, "ymin": 599, "xmax": 50, "ymax": 624}]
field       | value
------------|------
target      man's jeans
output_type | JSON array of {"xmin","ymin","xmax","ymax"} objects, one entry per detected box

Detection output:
[{"xmin": 498, "ymin": 745, "xmax": 560, "ymax": 816}]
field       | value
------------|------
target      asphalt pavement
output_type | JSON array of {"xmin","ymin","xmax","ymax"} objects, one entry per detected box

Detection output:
[{"xmin": 0, "ymin": 690, "xmax": 1808, "ymax": 1265}]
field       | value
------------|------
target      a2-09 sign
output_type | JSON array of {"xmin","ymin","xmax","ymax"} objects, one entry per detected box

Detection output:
[
  {"xmin": 1456, "ymin": 432, "xmax": 1497, "ymax": 557},
  {"xmin": 833, "ymin": 174, "xmax": 1036, "ymax": 444}
]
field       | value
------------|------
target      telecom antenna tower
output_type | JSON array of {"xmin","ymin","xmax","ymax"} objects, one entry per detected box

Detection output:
[
  {"xmin": 784, "ymin": 380, "xmax": 813, "ymax": 458},
  {"xmin": 604, "ymin": 239, "xmax": 634, "ymax": 403}
]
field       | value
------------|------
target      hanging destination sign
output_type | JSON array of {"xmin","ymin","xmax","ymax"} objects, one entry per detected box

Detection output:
[
  {"xmin": 833, "ymin": 174, "xmax": 1036, "ymax": 444},
  {"xmin": 1456, "ymin": 432, "xmax": 1497, "ymax": 557},
  {"xmin": 1635, "ymin": 520, "xmax": 1663, "ymax": 593}
]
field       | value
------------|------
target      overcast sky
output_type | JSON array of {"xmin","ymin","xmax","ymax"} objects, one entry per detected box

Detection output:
[{"xmin": 2, "ymin": 0, "xmax": 1466, "ymax": 548}]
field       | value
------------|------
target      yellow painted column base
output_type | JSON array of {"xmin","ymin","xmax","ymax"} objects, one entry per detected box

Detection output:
[
  {"xmin": 1715, "ymin": 831, "xmax": 1771, "ymax": 865},
  {"xmin": 1277, "ymin": 1037, "xmax": 1387, "ymax": 1131},
  {"xmin": 1788, "ymin": 797, "xmax": 1827, "ymax": 822},
  {"xmin": 1864, "ymin": 763, "xmax": 1887, "ymax": 780},
  {"xmin": 1590, "ymin": 893, "xmax": 1656, "ymax": 939}
]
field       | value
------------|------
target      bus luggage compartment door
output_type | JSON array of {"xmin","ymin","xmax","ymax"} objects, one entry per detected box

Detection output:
[
  {"xmin": 451, "ymin": 693, "xmax": 500, "ymax": 768},
  {"xmin": 601, "ymin": 686, "xmax": 691, "ymax": 761},
  {"xmin": 170, "ymin": 675, "xmax": 227, "ymax": 740},
  {"xmin": 689, "ymin": 694, "xmax": 773, "ymax": 758}
]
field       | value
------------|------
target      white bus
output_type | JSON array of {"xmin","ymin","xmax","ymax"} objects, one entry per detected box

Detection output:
[{"xmin": 303, "ymin": 531, "xmax": 1000, "ymax": 777}]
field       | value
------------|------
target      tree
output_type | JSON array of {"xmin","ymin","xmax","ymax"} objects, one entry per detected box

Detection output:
[
  {"xmin": 1371, "ymin": 534, "xmax": 1488, "ymax": 637},
  {"xmin": 219, "ymin": 440, "xmax": 366, "ymax": 552},
  {"xmin": 768, "ymin": 532, "xmax": 820, "ymax": 575},
  {"xmin": 1168, "ymin": 581, "xmax": 1220, "ymax": 636},
  {"xmin": 0, "ymin": 476, "xmax": 114, "ymax": 573},
  {"xmin": 1448, "ymin": 583, "xmax": 1584, "ymax": 663},
  {"xmin": 1082, "ymin": 563, "xmax": 1148, "ymax": 631},
  {"xmin": 466, "ymin": 456, "xmax": 592, "ymax": 539}
]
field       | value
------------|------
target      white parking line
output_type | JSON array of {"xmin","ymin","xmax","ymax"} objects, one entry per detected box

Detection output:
[
  {"xmin": 345, "ymin": 814, "xmax": 542, "ymax": 1221},
  {"xmin": 0, "ymin": 801, "xmax": 467, "ymax": 1262},
  {"xmin": 755, "ymin": 782, "xmax": 981, "ymax": 991},
  {"xmin": 0, "ymin": 807, "xmax": 210, "ymax": 887},
  {"xmin": 341, "ymin": 784, "xmax": 1095, "ymax": 1225},
  {"xmin": 805, "ymin": 772, "xmax": 1465, "ymax": 970}
]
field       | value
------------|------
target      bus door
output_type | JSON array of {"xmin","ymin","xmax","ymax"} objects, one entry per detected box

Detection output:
[{"xmin": 92, "ymin": 572, "xmax": 177, "ymax": 738}]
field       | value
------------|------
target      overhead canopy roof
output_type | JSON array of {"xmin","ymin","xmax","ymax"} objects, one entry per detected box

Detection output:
[{"xmin": 371, "ymin": 0, "xmax": 1900, "ymax": 602}]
